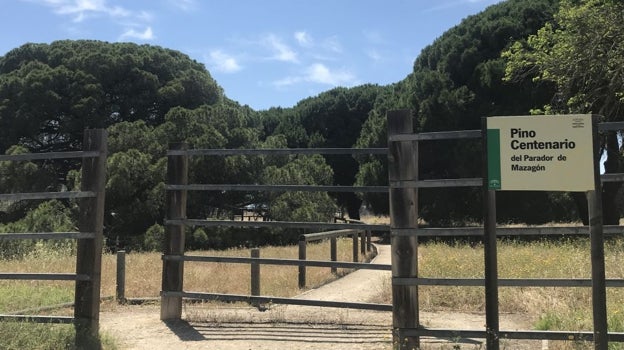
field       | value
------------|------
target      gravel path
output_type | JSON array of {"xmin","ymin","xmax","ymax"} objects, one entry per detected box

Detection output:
[{"xmin": 100, "ymin": 244, "xmax": 543, "ymax": 349}]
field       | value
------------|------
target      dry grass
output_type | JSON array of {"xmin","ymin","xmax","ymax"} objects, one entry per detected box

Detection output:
[{"xmin": 0, "ymin": 237, "xmax": 369, "ymax": 312}]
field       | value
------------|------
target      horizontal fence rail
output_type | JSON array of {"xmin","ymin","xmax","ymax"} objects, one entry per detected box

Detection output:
[
  {"xmin": 393, "ymin": 278, "xmax": 624, "ymax": 287},
  {"xmin": 166, "ymin": 184, "xmax": 388, "ymax": 193},
  {"xmin": 166, "ymin": 219, "xmax": 389, "ymax": 231},
  {"xmin": 391, "ymin": 225, "xmax": 624, "ymax": 237},
  {"xmin": 161, "ymin": 291, "xmax": 392, "ymax": 312},
  {"xmin": 163, "ymin": 255, "xmax": 390, "ymax": 270},
  {"xmin": 0, "ymin": 315, "xmax": 75, "ymax": 324},
  {"xmin": 167, "ymin": 147, "xmax": 388, "ymax": 156},
  {"xmin": 402, "ymin": 328, "xmax": 624, "ymax": 342},
  {"xmin": 0, "ymin": 191, "xmax": 96, "ymax": 201},
  {"xmin": 0, "ymin": 150, "xmax": 101, "ymax": 161},
  {"xmin": 0, "ymin": 273, "xmax": 90, "ymax": 281},
  {"xmin": 0, "ymin": 232, "xmax": 96, "ymax": 240},
  {"xmin": 388, "ymin": 129, "xmax": 482, "ymax": 142}
]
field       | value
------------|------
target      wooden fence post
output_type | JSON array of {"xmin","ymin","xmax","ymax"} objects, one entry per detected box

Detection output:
[
  {"xmin": 366, "ymin": 230, "xmax": 372, "ymax": 252},
  {"xmin": 74, "ymin": 129, "xmax": 107, "ymax": 348},
  {"xmin": 161, "ymin": 143, "xmax": 188, "ymax": 321},
  {"xmin": 482, "ymin": 118, "xmax": 500, "ymax": 350},
  {"xmin": 330, "ymin": 237, "xmax": 337, "ymax": 274},
  {"xmin": 360, "ymin": 231, "xmax": 366, "ymax": 256},
  {"xmin": 352, "ymin": 232, "xmax": 359, "ymax": 262},
  {"xmin": 588, "ymin": 115, "xmax": 608, "ymax": 350},
  {"xmin": 298, "ymin": 237, "xmax": 307, "ymax": 288},
  {"xmin": 387, "ymin": 110, "xmax": 419, "ymax": 349},
  {"xmin": 251, "ymin": 248, "xmax": 260, "ymax": 297},
  {"xmin": 116, "ymin": 250, "xmax": 126, "ymax": 303}
]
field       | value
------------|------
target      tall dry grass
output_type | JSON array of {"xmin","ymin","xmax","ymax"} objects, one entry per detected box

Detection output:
[{"xmin": 0, "ymin": 237, "xmax": 369, "ymax": 312}]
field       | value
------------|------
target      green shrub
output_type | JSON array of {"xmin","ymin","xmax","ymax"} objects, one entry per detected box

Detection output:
[{"xmin": 142, "ymin": 223, "xmax": 164, "ymax": 252}]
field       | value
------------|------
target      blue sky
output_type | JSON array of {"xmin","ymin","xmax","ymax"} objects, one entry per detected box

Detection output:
[{"xmin": 0, "ymin": 0, "xmax": 504, "ymax": 110}]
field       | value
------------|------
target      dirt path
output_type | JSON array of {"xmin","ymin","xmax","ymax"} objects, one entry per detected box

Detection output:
[{"xmin": 100, "ymin": 244, "xmax": 543, "ymax": 349}]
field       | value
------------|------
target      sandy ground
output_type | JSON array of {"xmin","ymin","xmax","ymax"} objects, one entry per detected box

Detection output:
[{"xmin": 100, "ymin": 244, "xmax": 544, "ymax": 349}]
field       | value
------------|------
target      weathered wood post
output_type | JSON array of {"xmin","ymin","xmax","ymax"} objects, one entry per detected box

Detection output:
[
  {"xmin": 330, "ymin": 237, "xmax": 337, "ymax": 274},
  {"xmin": 74, "ymin": 129, "xmax": 107, "ymax": 348},
  {"xmin": 251, "ymin": 248, "xmax": 260, "ymax": 297},
  {"xmin": 352, "ymin": 232, "xmax": 359, "ymax": 262},
  {"xmin": 161, "ymin": 143, "xmax": 188, "ymax": 320},
  {"xmin": 360, "ymin": 231, "xmax": 366, "ymax": 256},
  {"xmin": 387, "ymin": 109, "xmax": 419, "ymax": 349},
  {"xmin": 116, "ymin": 250, "xmax": 126, "ymax": 303},
  {"xmin": 588, "ymin": 115, "xmax": 608, "ymax": 350},
  {"xmin": 366, "ymin": 230, "xmax": 372, "ymax": 253},
  {"xmin": 483, "ymin": 118, "xmax": 500, "ymax": 350},
  {"xmin": 298, "ymin": 236, "xmax": 307, "ymax": 288}
]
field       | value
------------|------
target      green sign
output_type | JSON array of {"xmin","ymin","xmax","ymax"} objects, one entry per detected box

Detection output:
[{"xmin": 487, "ymin": 115, "xmax": 594, "ymax": 192}]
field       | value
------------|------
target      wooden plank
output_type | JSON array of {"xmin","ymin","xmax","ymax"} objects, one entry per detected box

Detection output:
[
  {"xmin": 407, "ymin": 327, "xmax": 624, "ymax": 342},
  {"xmin": 387, "ymin": 109, "xmax": 419, "ymax": 350},
  {"xmin": 164, "ymin": 254, "xmax": 392, "ymax": 270},
  {"xmin": 390, "ymin": 178, "xmax": 482, "ymax": 188},
  {"xmin": 74, "ymin": 129, "xmax": 107, "ymax": 346},
  {"xmin": 166, "ymin": 219, "xmax": 390, "ymax": 231},
  {"xmin": 0, "ymin": 273, "xmax": 90, "ymax": 281},
  {"xmin": 250, "ymin": 249, "xmax": 260, "ymax": 297},
  {"xmin": 388, "ymin": 129, "xmax": 481, "ymax": 142},
  {"xmin": 589, "ymin": 115, "xmax": 609, "ymax": 350},
  {"xmin": 167, "ymin": 148, "xmax": 388, "ymax": 156},
  {"xmin": 0, "ymin": 232, "xmax": 95, "ymax": 240},
  {"xmin": 601, "ymin": 173, "xmax": 624, "ymax": 182},
  {"xmin": 160, "ymin": 142, "xmax": 188, "ymax": 321},
  {"xmin": 403, "ymin": 328, "xmax": 605, "ymax": 342},
  {"xmin": 394, "ymin": 225, "xmax": 623, "ymax": 237},
  {"xmin": 298, "ymin": 239, "xmax": 306, "ymax": 288},
  {"xmin": 598, "ymin": 121, "xmax": 624, "ymax": 131},
  {"xmin": 393, "ymin": 278, "xmax": 624, "ymax": 288},
  {"xmin": 166, "ymin": 184, "xmax": 388, "ymax": 193},
  {"xmin": 0, "ymin": 315, "xmax": 74, "ymax": 324},
  {"xmin": 116, "ymin": 250, "xmax": 126, "ymax": 303},
  {"xmin": 302, "ymin": 229, "xmax": 358, "ymax": 241},
  {"xmin": 0, "ymin": 150, "xmax": 100, "ymax": 162},
  {"xmin": 0, "ymin": 191, "xmax": 95, "ymax": 201},
  {"xmin": 162, "ymin": 291, "xmax": 393, "ymax": 311},
  {"xmin": 482, "ymin": 117, "xmax": 500, "ymax": 350}
]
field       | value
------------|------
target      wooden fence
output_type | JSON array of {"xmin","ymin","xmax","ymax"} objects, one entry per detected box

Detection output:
[
  {"xmin": 298, "ymin": 228, "xmax": 372, "ymax": 288},
  {"xmin": 0, "ymin": 129, "xmax": 107, "ymax": 348},
  {"xmin": 387, "ymin": 109, "xmax": 624, "ymax": 350},
  {"xmin": 160, "ymin": 145, "xmax": 393, "ymax": 320}
]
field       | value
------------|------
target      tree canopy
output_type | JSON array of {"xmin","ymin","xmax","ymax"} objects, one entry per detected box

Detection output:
[
  {"xmin": 503, "ymin": 0, "xmax": 624, "ymax": 224},
  {"xmin": 355, "ymin": 0, "xmax": 562, "ymax": 225},
  {"xmin": 0, "ymin": 40, "xmax": 222, "ymax": 153}
]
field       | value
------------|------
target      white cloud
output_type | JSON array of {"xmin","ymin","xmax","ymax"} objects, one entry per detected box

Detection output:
[
  {"xmin": 262, "ymin": 34, "xmax": 298, "ymax": 63},
  {"xmin": 274, "ymin": 63, "xmax": 357, "ymax": 87},
  {"xmin": 208, "ymin": 50, "xmax": 242, "ymax": 73},
  {"xmin": 305, "ymin": 63, "xmax": 355, "ymax": 85},
  {"xmin": 321, "ymin": 36, "xmax": 342, "ymax": 53},
  {"xmin": 273, "ymin": 76, "xmax": 302, "ymax": 87},
  {"xmin": 294, "ymin": 31, "xmax": 312, "ymax": 47},
  {"xmin": 367, "ymin": 49, "xmax": 382, "ymax": 62},
  {"xmin": 169, "ymin": 0, "xmax": 198, "ymax": 11},
  {"xmin": 31, "ymin": 0, "xmax": 130, "ymax": 22},
  {"xmin": 119, "ymin": 26, "xmax": 154, "ymax": 41}
]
